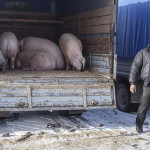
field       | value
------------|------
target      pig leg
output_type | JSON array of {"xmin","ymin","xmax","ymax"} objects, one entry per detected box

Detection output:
[
  {"xmin": 2, "ymin": 62, "xmax": 6, "ymax": 71},
  {"xmin": 15, "ymin": 59, "xmax": 21, "ymax": 69},
  {"xmin": 10, "ymin": 57, "xmax": 15, "ymax": 70},
  {"xmin": 72, "ymin": 66, "xmax": 76, "ymax": 71},
  {"xmin": 5, "ymin": 58, "xmax": 9, "ymax": 70},
  {"xmin": 65, "ymin": 57, "xmax": 70, "ymax": 70},
  {"xmin": 22, "ymin": 68, "xmax": 35, "ymax": 71}
]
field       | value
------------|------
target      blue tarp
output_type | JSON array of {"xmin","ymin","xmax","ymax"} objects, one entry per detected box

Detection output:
[
  {"xmin": 118, "ymin": 0, "xmax": 149, "ymax": 6},
  {"xmin": 116, "ymin": 0, "xmax": 150, "ymax": 60}
]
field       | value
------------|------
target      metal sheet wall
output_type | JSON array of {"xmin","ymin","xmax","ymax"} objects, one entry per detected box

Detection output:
[{"xmin": 116, "ymin": 0, "xmax": 150, "ymax": 60}]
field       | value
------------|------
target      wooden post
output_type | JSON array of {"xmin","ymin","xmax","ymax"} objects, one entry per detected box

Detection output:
[{"xmin": 77, "ymin": 0, "xmax": 80, "ymax": 38}]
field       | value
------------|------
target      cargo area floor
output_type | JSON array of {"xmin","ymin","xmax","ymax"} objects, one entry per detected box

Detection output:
[{"xmin": 0, "ymin": 70, "xmax": 112, "ymax": 85}]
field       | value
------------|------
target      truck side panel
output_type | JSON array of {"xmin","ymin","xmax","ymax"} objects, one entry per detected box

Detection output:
[{"xmin": 0, "ymin": 83, "xmax": 113, "ymax": 110}]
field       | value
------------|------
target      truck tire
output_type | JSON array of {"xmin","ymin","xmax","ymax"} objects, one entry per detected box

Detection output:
[{"xmin": 116, "ymin": 83, "xmax": 131, "ymax": 112}]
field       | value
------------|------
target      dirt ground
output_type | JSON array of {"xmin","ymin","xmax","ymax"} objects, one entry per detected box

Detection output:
[{"xmin": 0, "ymin": 109, "xmax": 150, "ymax": 150}]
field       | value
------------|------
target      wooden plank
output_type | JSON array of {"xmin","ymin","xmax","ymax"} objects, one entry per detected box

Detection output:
[
  {"xmin": 60, "ymin": 24, "xmax": 110, "ymax": 35},
  {"xmin": 61, "ymin": 6, "xmax": 112, "ymax": 22},
  {"xmin": 0, "ymin": 18, "xmax": 63, "ymax": 24},
  {"xmin": 80, "ymin": 0, "xmax": 113, "ymax": 12},
  {"xmin": 0, "ymin": 10, "xmax": 55, "ymax": 19},
  {"xmin": 57, "ymin": 28, "xmax": 78, "ymax": 36},
  {"xmin": 91, "ymin": 60, "xmax": 108, "ymax": 68},
  {"xmin": 0, "ymin": 31, "xmax": 55, "ymax": 41},
  {"xmin": 79, "ymin": 6, "xmax": 112, "ymax": 20},
  {"xmin": 81, "ymin": 36, "xmax": 110, "ymax": 45},
  {"xmin": 0, "ymin": 24, "xmax": 55, "ymax": 29},
  {"xmin": 80, "ymin": 15, "xmax": 111, "ymax": 27},
  {"xmin": 32, "ymin": 88, "xmax": 82, "ymax": 97},
  {"xmin": 63, "ymin": 21, "xmax": 77, "ymax": 29},
  {"xmin": 0, "ymin": 97, "xmax": 27, "ymax": 103},
  {"xmin": 80, "ymin": 25, "xmax": 110, "ymax": 35},
  {"xmin": 63, "ymin": 15, "xmax": 111, "ymax": 29},
  {"xmin": 0, "ymin": 28, "xmax": 55, "ymax": 36},
  {"xmin": 60, "ymin": 14, "xmax": 77, "ymax": 22},
  {"xmin": 32, "ymin": 99, "xmax": 83, "ymax": 107},
  {"xmin": 83, "ymin": 44, "xmax": 110, "ymax": 54}
]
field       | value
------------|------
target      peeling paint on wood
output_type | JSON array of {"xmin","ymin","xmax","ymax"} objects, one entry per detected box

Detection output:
[{"xmin": 0, "ymin": 66, "xmax": 114, "ymax": 111}]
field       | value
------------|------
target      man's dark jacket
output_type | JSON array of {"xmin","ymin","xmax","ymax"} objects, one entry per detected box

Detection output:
[{"xmin": 129, "ymin": 46, "xmax": 150, "ymax": 86}]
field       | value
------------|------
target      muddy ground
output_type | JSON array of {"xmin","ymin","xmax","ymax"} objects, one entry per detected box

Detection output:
[{"xmin": 0, "ymin": 109, "xmax": 150, "ymax": 150}]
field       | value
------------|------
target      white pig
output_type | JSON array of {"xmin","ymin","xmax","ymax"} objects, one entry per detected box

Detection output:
[
  {"xmin": 59, "ymin": 33, "xmax": 85, "ymax": 71},
  {"xmin": 0, "ymin": 32, "xmax": 19, "ymax": 70}
]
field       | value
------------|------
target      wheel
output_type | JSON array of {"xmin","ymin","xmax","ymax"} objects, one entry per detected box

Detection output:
[{"xmin": 116, "ymin": 83, "xmax": 131, "ymax": 112}]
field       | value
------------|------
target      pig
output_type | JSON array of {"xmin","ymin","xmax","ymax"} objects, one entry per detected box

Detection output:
[
  {"xmin": 59, "ymin": 33, "xmax": 85, "ymax": 71},
  {"xmin": 0, "ymin": 32, "xmax": 19, "ymax": 70},
  {"xmin": 19, "ymin": 37, "xmax": 65, "ymax": 70},
  {"xmin": 0, "ymin": 51, "xmax": 6, "ymax": 71},
  {"xmin": 15, "ymin": 50, "xmax": 57, "ymax": 71}
]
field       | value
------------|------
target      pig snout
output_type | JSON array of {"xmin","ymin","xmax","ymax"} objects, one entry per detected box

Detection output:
[
  {"xmin": 72, "ymin": 58, "xmax": 82, "ymax": 71},
  {"xmin": 72, "ymin": 55, "xmax": 86, "ymax": 71},
  {"xmin": 80, "ymin": 57, "xmax": 86, "ymax": 72}
]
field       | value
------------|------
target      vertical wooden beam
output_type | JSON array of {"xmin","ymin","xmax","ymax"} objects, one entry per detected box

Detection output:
[
  {"xmin": 77, "ymin": 0, "xmax": 80, "ymax": 38},
  {"xmin": 27, "ymin": 85, "xmax": 32, "ymax": 109},
  {"xmin": 82, "ymin": 86, "xmax": 87, "ymax": 108},
  {"xmin": 109, "ymin": 0, "xmax": 118, "ymax": 79}
]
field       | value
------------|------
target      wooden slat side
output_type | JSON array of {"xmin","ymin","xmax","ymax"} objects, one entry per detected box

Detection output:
[
  {"xmin": 63, "ymin": 15, "xmax": 111, "ymax": 29},
  {"xmin": 0, "ymin": 10, "xmax": 55, "ymax": 19},
  {"xmin": 80, "ymin": 25, "xmax": 110, "ymax": 35},
  {"xmin": 81, "ymin": 36, "xmax": 110, "ymax": 45},
  {"xmin": 83, "ymin": 44, "xmax": 109, "ymax": 54},
  {"xmin": 0, "ymin": 18, "xmax": 63, "ymax": 24},
  {"xmin": 61, "ymin": 6, "xmax": 112, "ymax": 22}
]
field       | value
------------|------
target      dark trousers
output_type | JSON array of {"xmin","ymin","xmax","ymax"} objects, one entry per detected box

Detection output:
[{"xmin": 137, "ymin": 84, "xmax": 150, "ymax": 122}]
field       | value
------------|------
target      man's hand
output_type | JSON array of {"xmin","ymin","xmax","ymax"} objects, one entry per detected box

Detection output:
[{"xmin": 130, "ymin": 85, "xmax": 136, "ymax": 93}]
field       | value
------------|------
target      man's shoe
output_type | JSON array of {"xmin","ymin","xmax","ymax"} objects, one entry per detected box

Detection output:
[
  {"xmin": 136, "ymin": 125, "xmax": 143, "ymax": 133},
  {"xmin": 136, "ymin": 117, "xmax": 143, "ymax": 133}
]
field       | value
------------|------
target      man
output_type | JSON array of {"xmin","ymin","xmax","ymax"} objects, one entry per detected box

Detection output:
[{"xmin": 129, "ymin": 44, "xmax": 150, "ymax": 133}]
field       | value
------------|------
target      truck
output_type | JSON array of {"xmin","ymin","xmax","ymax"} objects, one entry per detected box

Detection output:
[
  {"xmin": 115, "ymin": 0, "xmax": 150, "ymax": 112},
  {"xmin": 0, "ymin": 0, "xmax": 118, "ymax": 116}
]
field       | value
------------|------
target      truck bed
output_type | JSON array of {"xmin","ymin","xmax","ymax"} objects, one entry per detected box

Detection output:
[
  {"xmin": 0, "ymin": 70, "xmax": 114, "ymax": 111},
  {"xmin": 0, "ymin": 70, "xmax": 111, "ymax": 84}
]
